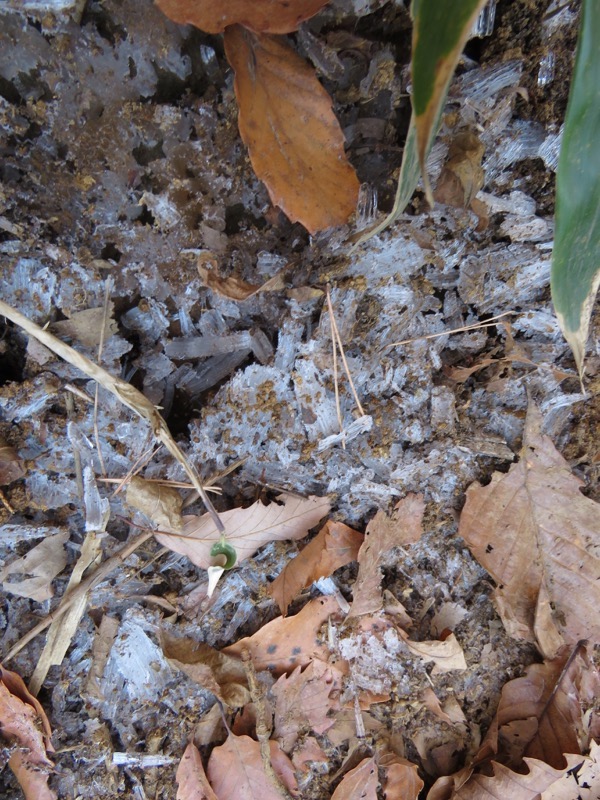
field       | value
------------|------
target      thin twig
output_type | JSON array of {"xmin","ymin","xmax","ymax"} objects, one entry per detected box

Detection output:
[
  {"xmin": 241, "ymin": 649, "xmax": 295, "ymax": 800},
  {"xmin": 0, "ymin": 299, "xmax": 224, "ymax": 533},
  {"xmin": 109, "ymin": 443, "xmax": 161, "ymax": 498},
  {"xmin": 100, "ymin": 476, "xmax": 222, "ymax": 494},
  {"xmin": 326, "ymin": 285, "xmax": 345, "ymax": 448},
  {"xmin": 386, "ymin": 310, "xmax": 516, "ymax": 348},
  {"xmin": 65, "ymin": 392, "xmax": 84, "ymax": 500},
  {"xmin": 93, "ymin": 276, "xmax": 113, "ymax": 477},
  {"xmin": 0, "ymin": 488, "xmax": 15, "ymax": 515}
]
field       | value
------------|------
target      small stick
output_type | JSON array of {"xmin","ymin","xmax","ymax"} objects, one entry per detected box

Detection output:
[
  {"xmin": 326, "ymin": 285, "xmax": 345, "ymax": 447},
  {"xmin": 386, "ymin": 310, "xmax": 516, "ymax": 348},
  {"xmin": 109, "ymin": 443, "xmax": 161, "ymax": 498},
  {"xmin": 3, "ymin": 529, "xmax": 154, "ymax": 663},
  {"xmin": 0, "ymin": 299, "xmax": 224, "ymax": 533},
  {"xmin": 65, "ymin": 391, "xmax": 84, "ymax": 499},
  {"xmin": 241, "ymin": 649, "xmax": 295, "ymax": 800},
  {"xmin": 0, "ymin": 487, "xmax": 15, "ymax": 515}
]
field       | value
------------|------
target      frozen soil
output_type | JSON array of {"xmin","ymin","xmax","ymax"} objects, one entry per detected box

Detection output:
[{"xmin": 0, "ymin": 0, "xmax": 597, "ymax": 797}]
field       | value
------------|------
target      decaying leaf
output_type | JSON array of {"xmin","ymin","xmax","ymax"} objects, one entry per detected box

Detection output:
[
  {"xmin": 488, "ymin": 646, "xmax": 600, "ymax": 770},
  {"xmin": 270, "ymin": 520, "xmax": 363, "ymax": 615},
  {"xmin": 161, "ymin": 633, "xmax": 250, "ymax": 708},
  {"xmin": 380, "ymin": 753, "xmax": 424, "ymax": 800},
  {"xmin": 459, "ymin": 403, "xmax": 600, "ymax": 658},
  {"xmin": 272, "ymin": 660, "xmax": 341, "ymax": 751},
  {"xmin": 331, "ymin": 756, "xmax": 378, "ymax": 800},
  {"xmin": 0, "ymin": 529, "xmax": 69, "ymax": 602},
  {"xmin": 176, "ymin": 742, "xmax": 218, "ymax": 800},
  {"xmin": 434, "ymin": 130, "xmax": 487, "ymax": 229},
  {"xmin": 126, "ymin": 475, "xmax": 183, "ymax": 532},
  {"xmin": 207, "ymin": 733, "xmax": 298, "ymax": 800},
  {"xmin": 0, "ymin": 436, "xmax": 26, "ymax": 485},
  {"xmin": 155, "ymin": 493, "xmax": 331, "ymax": 570},
  {"xmin": 51, "ymin": 304, "xmax": 117, "ymax": 349},
  {"xmin": 292, "ymin": 736, "xmax": 328, "ymax": 772},
  {"xmin": 224, "ymin": 595, "xmax": 342, "ymax": 675},
  {"xmin": 224, "ymin": 25, "xmax": 360, "ymax": 234},
  {"xmin": 349, "ymin": 494, "xmax": 425, "ymax": 618},
  {"xmin": 197, "ymin": 263, "xmax": 286, "ymax": 301},
  {"xmin": 155, "ymin": 0, "xmax": 329, "ymax": 34},
  {"xmin": 406, "ymin": 634, "xmax": 467, "ymax": 674},
  {"xmin": 0, "ymin": 664, "xmax": 56, "ymax": 800}
]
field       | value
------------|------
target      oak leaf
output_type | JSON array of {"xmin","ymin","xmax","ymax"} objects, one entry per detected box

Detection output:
[
  {"xmin": 224, "ymin": 595, "xmax": 342, "ymax": 675},
  {"xmin": 155, "ymin": 493, "xmax": 330, "ymax": 570},
  {"xmin": 0, "ymin": 664, "xmax": 56, "ymax": 800},
  {"xmin": 271, "ymin": 660, "xmax": 341, "ymax": 751},
  {"xmin": 331, "ymin": 757, "xmax": 379, "ymax": 800},
  {"xmin": 155, "ymin": 0, "xmax": 330, "ymax": 34},
  {"xmin": 176, "ymin": 742, "xmax": 218, "ymax": 800},
  {"xmin": 459, "ymin": 403, "xmax": 600, "ymax": 658},
  {"xmin": 207, "ymin": 733, "xmax": 298, "ymax": 800},
  {"xmin": 270, "ymin": 520, "xmax": 363, "ymax": 615},
  {"xmin": 224, "ymin": 25, "xmax": 360, "ymax": 234},
  {"xmin": 348, "ymin": 494, "xmax": 425, "ymax": 618},
  {"xmin": 433, "ymin": 746, "xmax": 600, "ymax": 800}
]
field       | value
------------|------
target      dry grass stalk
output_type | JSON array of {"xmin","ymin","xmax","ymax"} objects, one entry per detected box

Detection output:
[{"xmin": 0, "ymin": 298, "xmax": 224, "ymax": 533}]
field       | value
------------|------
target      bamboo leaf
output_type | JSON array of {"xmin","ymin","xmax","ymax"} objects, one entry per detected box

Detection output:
[{"xmin": 551, "ymin": 0, "xmax": 600, "ymax": 377}]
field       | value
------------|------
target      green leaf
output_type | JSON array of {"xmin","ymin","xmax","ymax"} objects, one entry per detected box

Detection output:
[
  {"xmin": 411, "ymin": 0, "xmax": 488, "ymax": 205},
  {"xmin": 351, "ymin": 0, "xmax": 486, "ymax": 249},
  {"xmin": 551, "ymin": 0, "xmax": 600, "ymax": 377}
]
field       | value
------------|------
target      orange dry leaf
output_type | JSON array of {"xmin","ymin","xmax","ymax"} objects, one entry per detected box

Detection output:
[
  {"xmin": 224, "ymin": 25, "xmax": 360, "ymax": 234},
  {"xmin": 197, "ymin": 263, "xmax": 285, "ymax": 301},
  {"xmin": 349, "ymin": 494, "xmax": 425, "ymax": 618},
  {"xmin": 271, "ymin": 660, "xmax": 341, "ymax": 751},
  {"xmin": 155, "ymin": 493, "xmax": 331, "ymax": 570},
  {"xmin": 176, "ymin": 741, "xmax": 218, "ymax": 800},
  {"xmin": 331, "ymin": 757, "xmax": 379, "ymax": 800},
  {"xmin": 207, "ymin": 733, "xmax": 298, "ymax": 799},
  {"xmin": 459, "ymin": 403, "xmax": 600, "ymax": 658},
  {"xmin": 269, "ymin": 520, "xmax": 363, "ymax": 615},
  {"xmin": 155, "ymin": 0, "xmax": 329, "ymax": 34},
  {"xmin": 224, "ymin": 595, "xmax": 342, "ymax": 675},
  {"xmin": 0, "ymin": 664, "xmax": 56, "ymax": 800}
]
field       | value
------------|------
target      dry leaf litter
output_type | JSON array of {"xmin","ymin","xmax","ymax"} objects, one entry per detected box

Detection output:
[{"xmin": 0, "ymin": 0, "xmax": 599, "ymax": 798}]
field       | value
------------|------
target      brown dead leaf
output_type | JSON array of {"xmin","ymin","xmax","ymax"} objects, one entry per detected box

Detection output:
[
  {"xmin": 155, "ymin": 0, "xmax": 329, "ymax": 34},
  {"xmin": 270, "ymin": 520, "xmax": 363, "ymax": 615},
  {"xmin": 489, "ymin": 647, "xmax": 600, "ymax": 770},
  {"xmin": 348, "ymin": 494, "xmax": 425, "ymax": 618},
  {"xmin": 272, "ymin": 660, "xmax": 341, "ymax": 751},
  {"xmin": 197, "ymin": 263, "xmax": 286, "ymax": 301},
  {"xmin": 0, "ymin": 664, "xmax": 56, "ymax": 800},
  {"xmin": 406, "ymin": 634, "xmax": 467, "ymax": 674},
  {"xmin": 224, "ymin": 595, "xmax": 342, "ymax": 675},
  {"xmin": 291, "ymin": 736, "xmax": 328, "ymax": 772},
  {"xmin": 0, "ymin": 530, "xmax": 69, "ymax": 602},
  {"xmin": 207, "ymin": 733, "xmax": 298, "ymax": 799},
  {"xmin": 434, "ymin": 130, "xmax": 487, "ymax": 229},
  {"xmin": 161, "ymin": 633, "xmax": 250, "ymax": 708},
  {"xmin": 176, "ymin": 742, "xmax": 218, "ymax": 800},
  {"xmin": 224, "ymin": 25, "xmax": 360, "ymax": 233},
  {"xmin": 0, "ymin": 436, "xmax": 26, "ymax": 485},
  {"xmin": 156, "ymin": 493, "xmax": 331, "ymax": 570},
  {"xmin": 51, "ymin": 304, "xmax": 117, "ymax": 349},
  {"xmin": 459, "ymin": 403, "xmax": 600, "ymax": 658},
  {"xmin": 380, "ymin": 753, "xmax": 424, "ymax": 800},
  {"xmin": 126, "ymin": 475, "xmax": 183, "ymax": 532},
  {"xmin": 435, "ymin": 746, "xmax": 600, "ymax": 800},
  {"xmin": 331, "ymin": 756, "xmax": 378, "ymax": 800}
]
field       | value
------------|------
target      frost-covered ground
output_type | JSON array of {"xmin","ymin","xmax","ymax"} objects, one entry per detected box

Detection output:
[{"xmin": 1, "ymin": 1, "xmax": 597, "ymax": 797}]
